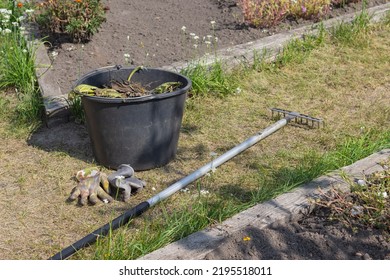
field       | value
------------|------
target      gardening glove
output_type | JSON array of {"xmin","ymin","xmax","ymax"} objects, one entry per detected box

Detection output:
[
  {"xmin": 111, "ymin": 176, "xmax": 147, "ymax": 202},
  {"xmin": 68, "ymin": 167, "xmax": 114, "ymax": 206},
  {"xmin": 107, "ymin": 164, "xmax": 146, "ymax": 202}
]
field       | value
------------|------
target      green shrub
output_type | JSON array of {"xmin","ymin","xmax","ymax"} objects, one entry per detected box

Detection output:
[
  {"xmin": 33, "ymin": 0, "xmax": 107, "ymax": 42},
  {"xmin": 289, "ymin": 0, "xmax": 332, "ymax": 20},
  {"xmin": 236, "ymin": 0, "xmax": 290, "ymax": 28}
]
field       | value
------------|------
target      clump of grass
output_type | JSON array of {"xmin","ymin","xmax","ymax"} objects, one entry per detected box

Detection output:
[
  {"xmin": 0, "ymin": 1, "xmax": 43, "ymax": 127},
  {"xmin": 274, "ymin": 23, "xmax": 327, "ymax": 66},
  {"xmin": 0, "ymin": 1, "xmax": 36, "ymax": 93},
  {"xmin": 330, "ymin": 5, "xmax": 372, "ymax": 46},
  {"xmin": 180, "ymin": 60, "xmax": 240, "ymax": 97}
]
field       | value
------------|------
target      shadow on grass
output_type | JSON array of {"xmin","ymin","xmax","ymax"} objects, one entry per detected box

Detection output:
[{"xmin": 27, "ymin": 121, "xmax": 94, "ymax": 163}]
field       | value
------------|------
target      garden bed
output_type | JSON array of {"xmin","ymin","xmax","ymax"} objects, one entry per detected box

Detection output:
[{"xmin": 42, "ymin": 0, "xmax": 388, "ymax": 95}]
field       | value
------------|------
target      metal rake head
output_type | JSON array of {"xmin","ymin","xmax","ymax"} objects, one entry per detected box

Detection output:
[{"xmin": 271, "ymin": 108, "xmax": 324, "ymax": 128}]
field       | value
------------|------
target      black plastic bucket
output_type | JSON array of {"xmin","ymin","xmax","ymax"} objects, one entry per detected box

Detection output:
[{"xmin": 75, "ymin": 66, "xmax": 192, "ymax": 171}]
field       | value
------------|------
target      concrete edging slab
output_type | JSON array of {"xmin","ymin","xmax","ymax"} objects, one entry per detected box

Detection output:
[{"xmin": 140, "ymin": 149, "xmax": 390, "ymax": 260}]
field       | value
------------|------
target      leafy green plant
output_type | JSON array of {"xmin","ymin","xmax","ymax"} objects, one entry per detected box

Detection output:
[
  {"xmin": 236, "ymin": 0, "xmax": 290, "ymax": 28},
  {"xmin": 33, "ymin": 0, "xmax": 107, "ymax": 42}
]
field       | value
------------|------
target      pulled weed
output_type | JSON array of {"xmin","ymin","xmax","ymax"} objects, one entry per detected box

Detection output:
[{"xmin": 311, "ymin": 161, "xmax": 389, "ymax": 235}]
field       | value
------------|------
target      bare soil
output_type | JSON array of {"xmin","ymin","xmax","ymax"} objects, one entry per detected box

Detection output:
[
  {"xmin": 205, "ymin": 207, "xmax": 390, "ymax": 260},
  {"xmin": 44, "ymin": 0, "xmax": 389, "ymax": 95}
]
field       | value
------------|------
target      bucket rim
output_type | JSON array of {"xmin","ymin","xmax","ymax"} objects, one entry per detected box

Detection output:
[{"xmin": 74, "ymin": 65, "xmax": 192, "ymax": 103}]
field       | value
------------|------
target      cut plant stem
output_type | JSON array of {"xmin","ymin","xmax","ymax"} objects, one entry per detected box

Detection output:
[{"xmin": 127, "ymin": 66, "xmax": 144, "ymax": 82}]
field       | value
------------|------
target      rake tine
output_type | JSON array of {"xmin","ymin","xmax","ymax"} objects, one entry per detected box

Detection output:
[{"xmin": 270, "ymin": 108, "xmax": 324, "ymax": 128}]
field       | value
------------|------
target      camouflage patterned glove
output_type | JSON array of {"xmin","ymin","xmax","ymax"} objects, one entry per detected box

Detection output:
[{"xmin": 68, "ymin": 167, "xmax": 113, "ymax": 206}]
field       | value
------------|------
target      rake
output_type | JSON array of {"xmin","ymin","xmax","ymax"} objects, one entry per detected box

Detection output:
[{"xmin": 50, "ymin": 108, "xmax": 323, "ymax": 260}]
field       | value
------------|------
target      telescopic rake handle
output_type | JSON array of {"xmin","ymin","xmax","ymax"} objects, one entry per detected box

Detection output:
[{"xmin": 50, "ymin": 108, "xmax": 322, "ymax": 260}]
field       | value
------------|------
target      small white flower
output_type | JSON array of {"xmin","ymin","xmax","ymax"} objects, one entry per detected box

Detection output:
[
  {"xmin": 205, "ymin": 41, "xmax": 211, "ymax": 45},
  {"xmin": 189, "ymin": 32, "xmax": 196, "ymax": 37},
  {"xmin": 193, "ymin": 44, "xmax": 198, "ymax": 49},
  {"xmin": 193, "ymin": 35, "xmax": 199, "ymax": 41},
  {"xmin": 22, "ymin": 49, "xmax": 28, "ymax": 53},
  {"xmin": 124, "ymin": 53, "xmax": 130, "ymax": 58},
  {"xmin": 210, "ymin": 20, "xmax": 216, "ymax": 26},
  {"xmin": 215, "ymin": 37, "xmax": 219, "ymax": 43},
  {"xmin": 236, "ymin": 87, "xmax": 242, "ymax": 94},
  {"xmin": 381, "ymin": 192, "xmax": 388, "ymax": 198},
  {"xmin": 127, "ymin": 35, "xmax": 130, "ymax": 41},
  {"xmin": 200, "ymin": 189, "xmax": 210, "ymax": 196},
  {"xmin": 357, "ymin": 179, "xmax": 366, "ymax": 186},
  {"xmin": 206, "ymin": 35, "xmax": 213, "ymax": 39},
  {"xmin": 19, "ymin": 26, "xmax": 25, "ymax": 31},
  {"xmin": 18, "ymin": 16, "xmax": 25, "ymax": 21},
  {"xmin": 12, "ymin": 21, "xmax": 18, "ymax": 27},
  {"xmin": 3, "ymin": 14, "xmax": 10, "ymax": 20},
  {"xmin": 25, "ymin": 9, "xmax": 35, "ymax": 14},
  {"xmin": 4, "ymin": 28, "xmax": 11, "ymax": 34},
  {"xmin": 180, "ymin": 188, "xmax": 190, "ymax": 193},
  {"xmin": 181, "ymin": 26, "xmax": 186, "ymax": 32}
]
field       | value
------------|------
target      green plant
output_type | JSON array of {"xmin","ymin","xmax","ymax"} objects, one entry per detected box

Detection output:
[
  {"xmin": 0, "ymin": 1, "xmax": 43, "ymax": 126},
  {"xmin": 272, "ymin": 22, "xmax": 327, "ymax": 67},
  {"xmin": 0, "ymin": 33, "xmax": 37, "ymax": 93},
  {"xmin": 67, "ymin": 94, "xmax": 84, "ymax": 123},
  {"xmin": 330, "ymin": 7, "xmax": 371, "ymax": 46},
  {"xmin": 33, "ymin": 0, "xmax": 107, "ymax": 42},
  {"xmin": 289, "ymin": 0, "xmax": 332, "ymax": 20},
  {"xmin": 180, "ymin": 60, "xmax": 239, "ymax": 97},
  {"xmin": 237, "ymin": 0, "xmax": 290, "ymax": 28}
]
